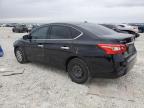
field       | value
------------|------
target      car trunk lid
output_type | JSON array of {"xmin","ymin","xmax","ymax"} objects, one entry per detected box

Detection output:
[{"xmin": 100, "ymin": 33, "xmax": 136, "ymax": 56}]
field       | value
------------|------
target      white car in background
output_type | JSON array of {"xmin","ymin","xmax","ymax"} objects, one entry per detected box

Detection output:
[{"xmin": 117, "ymin": 24, "xmax": 139, "ymax": 33}]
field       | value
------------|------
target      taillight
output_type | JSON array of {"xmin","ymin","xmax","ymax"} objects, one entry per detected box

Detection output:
[{"xmin": 97, "ymin": 44, "xmax": 127, "ymax": 55}]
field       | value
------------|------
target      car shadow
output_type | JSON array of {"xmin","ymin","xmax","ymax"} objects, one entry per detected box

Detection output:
[{"xmin": 29, "ymin": 61, "xmax": 68, "ymax": 78}]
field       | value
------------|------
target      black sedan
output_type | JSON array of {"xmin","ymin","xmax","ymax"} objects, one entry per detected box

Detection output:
[{"xmin": 13, "ymin": 22, "xmax": 137, "ymax": 84}]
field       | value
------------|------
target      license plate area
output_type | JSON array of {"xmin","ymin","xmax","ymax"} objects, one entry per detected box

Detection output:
[
  {"xmin": 123, "ymin": 43, "xmax": 135, "ymax": 58},
  {"xmin": 127, "ymin": 44, "xmax": 134, "ymax": 54}
]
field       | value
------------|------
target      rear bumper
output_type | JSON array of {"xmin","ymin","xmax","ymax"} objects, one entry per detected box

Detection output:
[
  {"xmin": 108, "ymin": 53, "xmax": 137, "ymax": 78},
  {"xmin": 85, "ymin": 53, "xmax": 137, "ymax": 78}
]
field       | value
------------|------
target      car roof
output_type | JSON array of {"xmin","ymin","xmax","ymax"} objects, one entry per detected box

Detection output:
[{"xmin": 41, "ymin": 22, "xmax": 97, "ymax": 28}]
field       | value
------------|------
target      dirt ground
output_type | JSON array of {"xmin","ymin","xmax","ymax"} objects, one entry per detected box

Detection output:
[{"xmin": 0, "ymin": 27, "xmax": 144, "ymax": 108}]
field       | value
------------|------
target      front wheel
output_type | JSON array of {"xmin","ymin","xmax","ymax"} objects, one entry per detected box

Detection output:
[
  {"xmin": 67, "ymin": 58, "xmax": 90, "ymax": 84},
  {"xmin": 15, "ymin": 47, "xmax": 28, "ymax": 63}
]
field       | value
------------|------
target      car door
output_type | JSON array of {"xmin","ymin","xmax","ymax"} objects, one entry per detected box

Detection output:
[
  {"xmin": 24, "ymin": 26, "xmax": 49, "ymax": 62},
  {"xmin": 44, "ymin": 25, "xmax": 74, "ymax": 68}
]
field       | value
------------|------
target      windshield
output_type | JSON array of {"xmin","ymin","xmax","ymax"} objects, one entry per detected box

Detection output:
[{"xmin": 79, "ymin": 23, "xmax": 117, "ymax": 36}]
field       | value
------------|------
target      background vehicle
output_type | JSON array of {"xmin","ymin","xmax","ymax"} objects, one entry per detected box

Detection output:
[
  {"xmin": 138, "ymin": 25, "xmax": 144, "ymax": 33},
  {"xmin": 5, "ymin": 24, "xmax": 15, "ymax": 27},
  {"xmin": 0, "ymin": 24, "xmax": 6, "ymax": 27},
  {"xmin": 12, "ymin": 25, "xmax": 28, "ymax": 33},
  {"xmin": 101, "ymin": 24, "xmax": 140, "ymax": 38},
  {"xmin": 27, "ymin": 24, "xmax": 40, "ymax": 32},
  {"xmin": 100, "ymin": 24, "xmax": 129, "ymax": 33},
  {"xmin": 0, "ymin": 23, "xmax": 16, "ymax": 27},
  {"xmin": 129, "ymin": 23, "xmax": 144, "ymax": 33},
  {"xmin": 117, "ymin": 24, "xmax": 139, "ymax": 33},
  {"xmin": 13, "ymin": 22, "xmax": 137, "ymax": 84}
]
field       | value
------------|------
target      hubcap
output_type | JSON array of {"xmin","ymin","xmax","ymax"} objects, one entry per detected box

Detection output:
[
  {"xmin": 16, "ymin": 50, "xmax": 23, "ymax": 62},
  {"xmin": 72, "ymin": 65, "xmax": 83, "ymax": 78}
]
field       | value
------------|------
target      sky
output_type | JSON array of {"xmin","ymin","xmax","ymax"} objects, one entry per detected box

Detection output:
[{"xmin": 0, "ymin": 0, "xmax": 144, "ymax": 23}]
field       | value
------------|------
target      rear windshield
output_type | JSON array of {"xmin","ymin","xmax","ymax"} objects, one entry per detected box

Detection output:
[{"xmin": 79, "ymin": 23, "xmax": 117, "ymax": 36}]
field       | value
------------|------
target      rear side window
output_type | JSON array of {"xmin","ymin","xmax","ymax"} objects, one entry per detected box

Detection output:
[
  {"xmin": 79, "ymin": 23, "xmax": 117, "ymax": 36},
  {"xmin": 71, "ymin": 28, "xmax": 81, "ymax": 38},
  {"xmin": 50, "ymin": 25, "xmax": 71, "ymax": 39},
  {"xmin": 31, "ymin": 26, "xmax": 49, "ymax": 39}
]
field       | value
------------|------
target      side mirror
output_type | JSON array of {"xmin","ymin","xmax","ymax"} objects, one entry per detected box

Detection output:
[{"xmin": 23, "ymin": 35, "xmax": 32, "ymax": 40}]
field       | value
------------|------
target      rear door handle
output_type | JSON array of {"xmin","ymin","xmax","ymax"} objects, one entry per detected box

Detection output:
[
  {"xmin": 60, "ymin": 46, "xmax": 70, "ymax": 50},
  {"xmin": 37, "ymin": 44, "xmax": 44, "ymax": 48}
]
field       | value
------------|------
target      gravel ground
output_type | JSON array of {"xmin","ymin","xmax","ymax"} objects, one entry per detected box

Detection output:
[{"xmin": 0, "ymin": 27, "xmax": 144, "ymax": 108}]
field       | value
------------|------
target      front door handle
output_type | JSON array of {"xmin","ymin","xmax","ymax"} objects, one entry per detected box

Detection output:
[
  {"xmin": 37, "ymin": 44, "xmax": 44, "ymax": 48},
  {"xmin": 60, "ymin": 46, "xmax": 70, "ymax": 50}
]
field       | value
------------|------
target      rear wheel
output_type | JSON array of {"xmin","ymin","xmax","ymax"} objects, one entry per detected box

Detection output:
[
  {"xmin": 12, "ymin": 29, "xmax": 15, "ymax": 32},
  {"xmin": 67, "ymin": 58, "xmax": 90, "ymax": 84},
  {"xmin": 15, "ymin": 47, "xmax": 28, "ymax": 63}
]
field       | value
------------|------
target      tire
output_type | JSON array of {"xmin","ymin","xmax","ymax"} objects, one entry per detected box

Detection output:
[
  {"xmin": 12, "ymin": 29, "xmax": 15, "ymax": 32},
  {"xmin": 135, "ymin": 33, "xmax": 140, "ymax": 38},
  {"xmin": 67, "ymin": 58, "xmax": 90, "ymax": 84},
  {"xmin": 15, "ymin": 47, "xmax": 28, "ymax": 64}
]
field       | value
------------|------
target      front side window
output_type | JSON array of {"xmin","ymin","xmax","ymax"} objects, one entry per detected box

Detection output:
[
  {"xmin": 31, "ymin": 26, "xmax": 49, "ymax": 39},
  {"xmin": 50, "ymin": 25, "xmax": 71, "ymax": 39}
]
